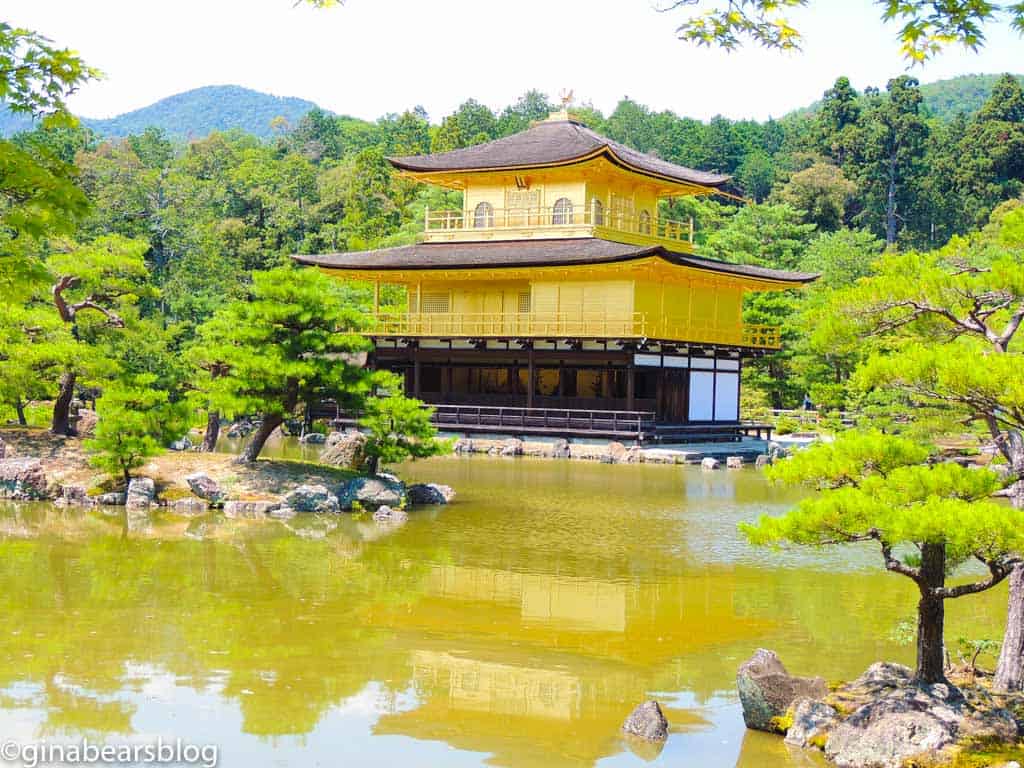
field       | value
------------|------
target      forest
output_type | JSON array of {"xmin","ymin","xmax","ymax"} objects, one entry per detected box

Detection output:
[{"xmin": 3, "ymin": 69, "xmax": 1023, "ymax": 436}]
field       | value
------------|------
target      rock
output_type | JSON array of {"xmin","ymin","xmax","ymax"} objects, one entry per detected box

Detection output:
[
  {"xmin": 769, "ymin": 441, "xmax": 789, "ymax": 460},
  {"xmin": 607, "ymin": 442, "xmax": 627, "ymax": 461},
  {"xmin": 701, "ymin": 457, "xmax": 720, "ymax": 471},
  {"xmin": 0, "ymin": 458, "xmax": 49, "ymax": 500},
  {"xmin": 73, "ymin": 408, "xmax": 98, "ymax": 437},
  {"xmin": 299, "ymin": 432, "xmax": 326, "ymax": 444},
  {"xmin": 499, "ymin": 438, "xmax": 524, "ymax": 456},
  {"xmin": 823, "ymin": 664, "xmax": 1019, "ymax": 768},
  {"xmin": 166, "ymin": 497, "xmax": 208, "ymax": 515},
  {"xmin": 453, "ymin": 438, "xmax": 475, "ymax": 454},
  {"xmin": 185, "ymin": 472, "xmax": 224, "ymax": 503},
  {"xmin": 126, "ymin": 477, "xmax": 155, "ymax": 508},
  {"xmin": 223, "ymin": 499, "xmax": 281, "ymax": 519},
  {"xmin": 226, "ymin": 420, "xmax": 255, "ymax": 438},
  {"xmin": 407, "ymin": 483, "xmax": 455, "ymax": 505},
  {"xmin": 337, "ymin": 475, "xmax": 406, "ymax": 511},
  {"xmin": 621, "ymin": 700, "xmax": 669, "ymax": 742},
  {"xmin": 96, "ymin": 492, "xmax": 126, "ymax": 506},
  {"xmin": 373, "ymin": 505, "xmax": 409, "ymax": 524},
  {"xmin": 60, "ymin": 484, "xmax": 88, "ymax": 505},
  {"xmin": 281, "ymin": 484, "xmax": 339, "ymax": 514},
  {"xmin": 736, "ymin": 649, "xmax": 827, "ymax": 732},
  {"xmin": 755, "ymin": 454, "xmax": 771, "ymax": 468},
  {"xmin": 551, "ymin": 438, "xmax": 570, "ymax": 459},
  {"xmin": 784, "ymin": 697, "xmax": 838, "ymax": 748},
  {"xmin": 0, "ymin": 436, "xmax": 7, "ymax": 458},
  {"xmin": 726, "ymin": 456, "xmax": 744, "ymax": 469},
  {"xmin": 320, "ymin": 431, "xmax": 368, "ymax": 471},
  {"xmin": 169, "ymin": 436, "xmax": 192, "ymax": 451},
  {"xmin": 620, "ymin": 446, "xmax": 645, "ymax": 464},
  {"xmin": 267, "ymin": 506, "xmax": 298, "ymax": 520}
]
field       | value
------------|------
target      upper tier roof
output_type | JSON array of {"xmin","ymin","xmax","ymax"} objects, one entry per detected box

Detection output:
[
  {"xmin": 292, "ymin": 238, "xmax": 817, "ymax": 285},
  {"xmin": 388, "ymin": 118, "xmax": 730, "ymax": 189}
]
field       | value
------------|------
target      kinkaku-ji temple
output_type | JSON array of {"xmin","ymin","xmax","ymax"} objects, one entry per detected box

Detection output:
[{"xmin": 295, "ymin": 106, "xmax": 816, "ymax": 442}]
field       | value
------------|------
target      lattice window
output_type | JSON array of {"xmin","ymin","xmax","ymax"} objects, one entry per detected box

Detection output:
[
  {"xmin": 421, "ymin": 291, "xmax": 450, "ymax": 313},
  {"xmin": 551, "ymin": 197, "xmax": 573, "ymax": 225},
  {"xmin": 517, "ymin": 291, "xmax": 531, "ymax": 313},
  {"xmin": 473, "ymin": 202, "xmax": 494, "ymax": 228}
]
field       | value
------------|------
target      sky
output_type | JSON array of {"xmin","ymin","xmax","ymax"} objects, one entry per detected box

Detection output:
[{"xmin": 6, "ymin": 0, "xmax": 1024, "ymax": 123}]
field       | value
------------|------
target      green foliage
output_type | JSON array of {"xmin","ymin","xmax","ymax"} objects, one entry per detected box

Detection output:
[
  {"xmin": 85, "ymin": 375, "xmax": 186, "ymax": 484},
  {"xmin": 749, "ymin": 430, "xmax": 1024, "ymax": 569},
  {"xmin": 666, "ymin": 1, "xmax": 1023, "ymax": 62},
  {"xmin": 192, "ymin": 266, "xmax": 372, "ymax": 461},
  {"xmin": 359, "ymin": 374, "xmax": 449, "ymax": 472}
]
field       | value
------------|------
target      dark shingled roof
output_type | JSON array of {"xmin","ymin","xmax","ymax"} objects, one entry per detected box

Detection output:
[
  {"xmin": 388, "ymin": 119, "xmax": 730, "ymax": 188},
  {"xmin": 292, "ymin": 238, "xmax": 818, "ymax": 284}
]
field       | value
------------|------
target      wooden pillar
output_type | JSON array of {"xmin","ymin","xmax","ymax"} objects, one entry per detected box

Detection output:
[
  {"xmin": 626, "ymin": 362, "xmax": 635, "ymax": 411},
  {"xmin": 413, "ymin": 347, "xmax": 422, "ymax": 399},
  {"xmin": 373, "ymin": 281, "xmax": 380, "ymax": 314},
  {"xmin": 527, "ymin": 346, "xmax": 535, "ymax": 410}
]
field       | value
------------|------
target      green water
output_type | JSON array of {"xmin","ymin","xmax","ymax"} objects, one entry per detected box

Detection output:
[{"xmin": 0, "ymin": 453, "xmax": 1008, "ymax": 767}]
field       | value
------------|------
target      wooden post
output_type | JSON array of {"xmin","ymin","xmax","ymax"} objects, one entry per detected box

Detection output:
[
  {"xmin": 413, "ymin": 347, "xmax": 422, "ymax": 399},
  {"xmin": 626, "ymin": 362, "xmax": 635, "ymax": 411},
  {"xmin": 527, "ymin": 346, "xmax": 535, "ymax": 410},
  {"xmin": 373, "ymin": 281, "xmax": 380, "ymax": 315}
]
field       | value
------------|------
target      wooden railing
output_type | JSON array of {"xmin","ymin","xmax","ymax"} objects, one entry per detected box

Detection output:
[
  {"xmin": 431, "ymin": 404, "xmax": 657, "ymax": 439},
  {"xmin": 369, "ymin": 311, "xmax": 781, "ymax": 349},
  {"xmin": 424, "ymin": 201, "xmax": 695, "ymax": 247}
]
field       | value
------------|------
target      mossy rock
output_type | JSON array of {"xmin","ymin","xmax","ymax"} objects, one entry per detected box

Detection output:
[{"xmin": 159, "ymin": 486, "xmax": 194, "ymax": 502}]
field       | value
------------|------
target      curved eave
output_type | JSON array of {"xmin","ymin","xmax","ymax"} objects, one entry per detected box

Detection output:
[
  {"xmin": 291, "ymin": 243, "xmax": 818, "ymax": 289},
  {"xmin": 388, "ymin": 146, "xmax": 729, "ymax": 194}
]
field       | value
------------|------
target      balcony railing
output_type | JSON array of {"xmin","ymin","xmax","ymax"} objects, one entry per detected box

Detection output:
[
  {"xmin": 368, "ymin": 312, "xmax": 780, "ymax": 349},
  {"xmin": 423, "ymin": 201, "xmax": 695, "ymax": 248}
]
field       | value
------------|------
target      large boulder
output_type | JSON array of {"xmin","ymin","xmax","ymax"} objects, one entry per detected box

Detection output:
[
  {"xmin": 821, "ymin": 662, "xmax": 1018, "ymax": 768},
  {"xmin": 299, "ymin": 432, "xmax": 326, "ymax": 444},
  {"xmin": 126, "ymin": 477, "xmax": 155, "ymax": 508},
  {"xmin": 166, "ymin": 497, "xmax": 208, "ymax": 516},
  {"xmin": 280, "ymin": 484, "xmax": 339, "ymax": 514},
  {"xmin": 701, "ymin": 457, "xmax": 721, "ymax": 471},
  {"xmin": 0, "ymin": 458, "xmax": 49, "ymax": 500},
  {"xmin": 551, "ymin": 438, "xmax": 570, "ymax": 459},
  {"xmin": 223, "ymin": 499, "xmax": 281, "ymax": 519},
  {"xmin": 784, "ymin": 697, "xmax": 838, "ymax": 748},
  {"xmin": 736, "ymin": 649, "xmax": 827, "ymax": 732},
  {"xmin": 621, "ymin": 700, "xmax": 669, "ymax": 742},
  {"xmin": 337, "ymin": 475, "xmax": 406, "ymax": 511},
  {"xmin": 96, "ymin": 491, "xmax": 126, "ymax": 506},
  {"xmin": 407, "ymin": 483, "xmax": 455, "ymax": 505},
  {"xmin": 186, "ymin": 472, "xmax": 224, "ymax": 504},
  {"xmin": 726, "ymin": 456, "xmax": 744, "ymax": 469},
  {"xmin": 320, "ymin": 431, "xmax": 368, "ymax": 471}
]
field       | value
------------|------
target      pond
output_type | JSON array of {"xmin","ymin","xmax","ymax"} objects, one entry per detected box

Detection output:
[{"xmin": 0, "ymin": 451, "xmax": 1008, "ymax": 767}]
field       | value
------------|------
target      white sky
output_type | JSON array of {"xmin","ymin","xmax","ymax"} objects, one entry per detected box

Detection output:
[{"xmin": 6, "ymin": 0, "xmax": 1023, "ymax": 123}]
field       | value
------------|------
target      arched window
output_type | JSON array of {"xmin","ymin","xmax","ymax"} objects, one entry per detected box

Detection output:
[
  {"xmin": 552, "ymin": 197, "xmax": 573, "ymax": 225},
  {"xmin": 473, "ymin": 202, "xmax": 494, "ymax": 228},
  {"xmin": 638, "ymin": 209, "xmax": 651, "ymax": 234},
  {"xmin": 590, "ymin": 198, "xmax": 604, "ymax": 226}
]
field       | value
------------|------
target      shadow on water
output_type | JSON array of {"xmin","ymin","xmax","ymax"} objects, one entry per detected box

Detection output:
[{"xmin": 0, "ymin": 443, "xmax": 1006, "ymax": 767}]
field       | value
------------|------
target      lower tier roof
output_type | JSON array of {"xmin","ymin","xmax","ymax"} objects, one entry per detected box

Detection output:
[{"xmin": 291, "ymin": 238, "xmax": 817, "ymax": 285}]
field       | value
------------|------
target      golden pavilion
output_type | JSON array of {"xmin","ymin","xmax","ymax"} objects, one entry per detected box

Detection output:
[{"xmin": 295, "ymin": 108, "xmax": 815, "ymax": 442}]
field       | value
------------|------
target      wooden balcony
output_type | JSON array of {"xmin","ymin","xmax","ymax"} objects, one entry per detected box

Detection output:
[
  {"xmin": 423, "ymin": 202, "xmax": 695, "ymax": 251},
  {"xmin": 368, "ymin": 312, "xmax": 781, "ymax": 349}
]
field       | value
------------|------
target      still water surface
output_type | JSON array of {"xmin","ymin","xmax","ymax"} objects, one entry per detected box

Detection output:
[{"xmin": 0, "ymin": 452, "xmax": 1007, "ymax": 767}]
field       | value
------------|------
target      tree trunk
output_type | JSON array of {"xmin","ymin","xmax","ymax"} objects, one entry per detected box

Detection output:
[
  {"xmin": 915, "ymin": 542, "xmax": 948, "ymax": 684},
  {"xmin": 994, "ymin": 432, "xmax": 1024, "ymax": 690},
  {"xmin": 51, "ymin": 372, "xmax": 76, "ymax": 436},
  {"xmin": 885, "ymin": 153, "xmax": 899, "ymax": 246},
  {"xmin": 14, "ymin": 399, "xmax": 27, "ymax": 426},
  {"xmin": 365, "ymin": 454, "xmax": 379, "ymax": 476},
  {"xmin": 201, "ymin": 411, "xmax": 221, "ymax": 452},
  {"xmin": 235, "ymin": 415, "xmax": 283, "ymax": 464}
]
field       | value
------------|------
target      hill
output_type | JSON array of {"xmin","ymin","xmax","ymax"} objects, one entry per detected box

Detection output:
[
  {"xmin": 0, "ymin": 85, "xmax": 325, "ymax": 139},
  {"xmin": 920, "ymin": 73, "xmax": 1024, "ymax": 120}
]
